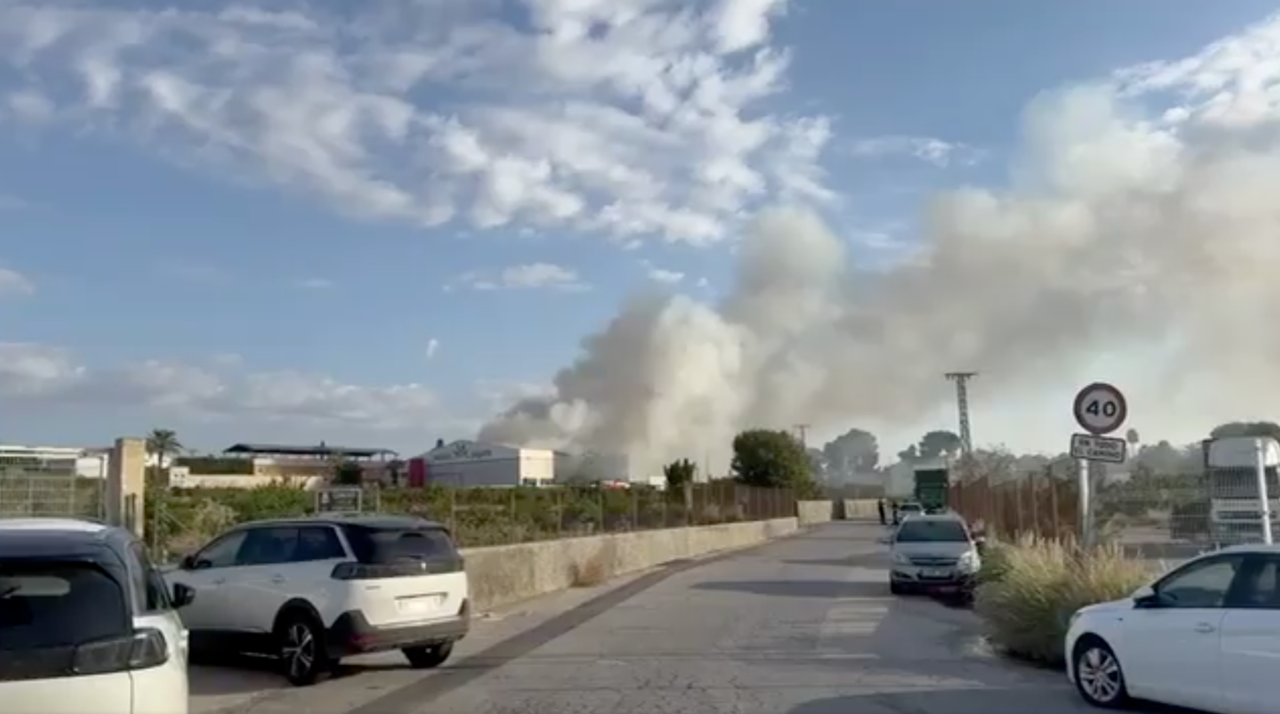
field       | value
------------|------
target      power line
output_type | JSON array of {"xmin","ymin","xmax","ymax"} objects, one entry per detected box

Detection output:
[{"xmin": 944, "ymin": 372, "xmax": 978, "ymax": 455}]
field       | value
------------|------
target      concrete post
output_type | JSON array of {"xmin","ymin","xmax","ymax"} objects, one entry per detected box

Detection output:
[{"xmin": 107, "ymin": 437, "xmax": 147, "ymax": 538}]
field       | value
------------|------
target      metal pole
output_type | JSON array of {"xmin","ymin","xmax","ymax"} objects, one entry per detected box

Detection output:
[
  {"xmin": 1078, "ymin": 458, "xmax": 1092, "ymax": 548},
  {"xmin": 1255, "ymin": 438, "xmax": 1273, "ymax": 545}
]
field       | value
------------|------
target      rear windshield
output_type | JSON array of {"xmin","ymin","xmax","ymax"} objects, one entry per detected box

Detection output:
[
  {"xmin": 895, "ymin": 519, "xmax": 968, "ymax": 543},
  {"xmin": 0, "ymin": 561, "xmax": 130, "ymax": 654},
  {"xmin": 343, "ymin": 526, "xmax": 457, "ymax": 564}
]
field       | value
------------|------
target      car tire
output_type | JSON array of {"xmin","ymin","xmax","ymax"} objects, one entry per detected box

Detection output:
[
  {"xmin": 403, "ymin": 641, "xmax": 454, "ymax": 669},
  {"xmin": 1072, "ymin": 636, "xmax": 1130, "ymax": 709},
  {"xmin": 889, "ymin": 581, "xmax": 906, "ymax": 595},
  {"xmin": 277, "ymin": 611, "xmax": 329, "ymax": 686}
]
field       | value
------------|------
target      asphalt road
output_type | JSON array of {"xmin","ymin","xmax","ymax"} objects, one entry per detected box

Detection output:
[{"xmin": 194, "ymin": 521, "xmax": 1103, "ymax": 714}]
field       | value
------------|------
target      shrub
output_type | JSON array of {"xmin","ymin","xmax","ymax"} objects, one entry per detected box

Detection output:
[{"xmin": 974, "ymin": 535, "xmax": 1157, "ymax": 667}]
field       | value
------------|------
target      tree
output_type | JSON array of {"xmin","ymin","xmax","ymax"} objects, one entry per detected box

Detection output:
[
  {"xmin": 145, "ymin": 428, "xmax": 184, "ymax": 488},
  {"xmin": 662, "ymin": 458, "xmax": 697, "ymax": 492},
  {"xmin": 329, "ymin": 453, "xmax": 364, "ymax": 486},
  {"xmin": 821, "ymin": 428, "xmax": 879, "ymax": 481},
  {"xmin": 731, "ymin": 429, "xmax": 814, "ymax": 491},
  {"xmin": 807, "ymin": 448, "xmax": 829, "ymax": 482},
  {"xmin": 917, "ymin": 430, "xmax": 962, "ymax": 460}
]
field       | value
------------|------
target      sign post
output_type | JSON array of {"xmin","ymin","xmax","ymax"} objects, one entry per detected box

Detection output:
[{"xmin": 1072, "ymin": 382, "xmax": 1128, "ymax": 548}]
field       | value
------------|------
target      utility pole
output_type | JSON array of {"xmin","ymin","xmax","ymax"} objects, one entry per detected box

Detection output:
[
  {"xmin": 794, "ymin": 424, "xmax": 810, "ymax": 449},
  {"xmin": 944, "ymin": 372, "xmax": 977, "ymax": 456}
]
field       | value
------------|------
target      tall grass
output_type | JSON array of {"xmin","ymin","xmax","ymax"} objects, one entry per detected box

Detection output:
[{"xmin": 974, "ymin": 534, "xmax": 1158, "ymax": 667}]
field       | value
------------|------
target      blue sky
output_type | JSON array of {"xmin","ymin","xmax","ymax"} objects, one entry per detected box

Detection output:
[{"xmin": 1, "ymin": 0, "xmax": 1278, "ymax": 456}]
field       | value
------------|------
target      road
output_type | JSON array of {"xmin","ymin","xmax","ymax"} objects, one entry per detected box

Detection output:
[{"xmin": 193, "ymin": 521, "xmax": 1101, "ymax": 714}]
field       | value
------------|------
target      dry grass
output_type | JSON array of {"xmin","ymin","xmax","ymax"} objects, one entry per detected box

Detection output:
[{"xmin": 974, "ymin": 534, "xmax": 1159, "ymax": 667}]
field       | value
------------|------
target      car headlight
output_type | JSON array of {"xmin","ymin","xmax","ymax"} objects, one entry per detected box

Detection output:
[
  {"xmin": 892, "ymin": 552, "xmax": 912, "ymax": 565},
  {"xmin": 957, "ymin": 550, "xmax": 980, "ymax": 572}
]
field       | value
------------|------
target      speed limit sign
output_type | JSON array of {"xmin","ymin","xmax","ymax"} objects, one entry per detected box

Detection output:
[{"xmin": 1073, "ymin": 382, "xmax": 1127, "ymax": 435}]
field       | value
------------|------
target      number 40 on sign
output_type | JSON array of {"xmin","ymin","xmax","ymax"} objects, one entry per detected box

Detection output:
[{"xmin": 1073, "ymin": 382, "xmax": 1127, "ymax": 436}]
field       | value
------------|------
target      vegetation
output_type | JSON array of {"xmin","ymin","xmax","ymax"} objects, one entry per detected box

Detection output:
[
  {"xmin": 146, "ymin": 480, "xmax": 795, "ymax": 561},
  {"xmin": 731, "ymin": 429, "xmax": 820, "ymax": 496},
  {"xmin": 662, "ymin": 458, "xmax": 696, "ymax": 494},
  {"xmin": 145, "ymin": 428, "xmax": 184, "ymax": 489},
  {"xmin": 974, "ymin": 536, "xmax": 1158, "ymax": 667},
  {"xmin": 172, "ymin": 456, "xmax": 255, "ymax": 474}
]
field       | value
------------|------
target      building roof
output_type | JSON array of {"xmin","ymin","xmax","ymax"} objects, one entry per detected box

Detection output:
[{"xmin": 222, "ymin": 442, "xmax": 397, "ymax": 458}]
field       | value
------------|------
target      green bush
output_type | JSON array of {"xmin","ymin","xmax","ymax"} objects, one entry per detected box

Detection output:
[{"xmin": 974, "ymin": 535, "xmax": 1157, "ymax": 667}]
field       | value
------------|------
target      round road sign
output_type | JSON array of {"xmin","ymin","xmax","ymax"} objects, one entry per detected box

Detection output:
[{"xmin": 1073, "ymin": 382, "xmax": 1127, "ymax": 435}]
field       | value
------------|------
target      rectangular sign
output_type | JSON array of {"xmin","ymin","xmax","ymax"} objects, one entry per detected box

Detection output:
[
  {"xmin": 315, "ymin": 487, "xmax": 363, "ymax": 514},
  {"xmin": 1070, "ymin": 433, "xmax": 1127, "ymax": 464}
]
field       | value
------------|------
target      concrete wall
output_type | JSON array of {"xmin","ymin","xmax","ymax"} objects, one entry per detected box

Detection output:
[
  {"xmin": 460, "ymin": 517, "xmax": 798, "ymax": 611},
  {"xmin": 843, "ymin": 498, "xmax": 880, "ymax": 518},
  {"xmin": 796, "ymin": 500, "xmax": 835, "ymax": 525}
]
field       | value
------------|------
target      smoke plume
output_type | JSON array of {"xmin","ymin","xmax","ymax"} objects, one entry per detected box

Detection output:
[{"xmin": 480, "ymin": 60, "xmax": 1280, "ymax": 474}]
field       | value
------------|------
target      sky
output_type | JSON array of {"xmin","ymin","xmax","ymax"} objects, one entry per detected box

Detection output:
[{"xmin": 3, "ymin": 0, "xmax": 1280, "ymax": 461}]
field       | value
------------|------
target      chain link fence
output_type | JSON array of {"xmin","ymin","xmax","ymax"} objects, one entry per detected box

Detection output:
[{"xmin": 146, "ymin": 482, "xmax": 797, "ymax": 562}]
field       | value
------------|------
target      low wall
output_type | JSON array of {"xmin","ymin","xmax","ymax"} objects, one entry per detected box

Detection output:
[
  {"xmin": 461, "ymin": 517, "xmax": 798, "ymax": 611},
  {"xmin": 843, "ymin": 498, "xmax": 880, "ymax": 518},
  {"xmin": 796, "ymin": 500, "xmax": 834, "ymax": 525}
]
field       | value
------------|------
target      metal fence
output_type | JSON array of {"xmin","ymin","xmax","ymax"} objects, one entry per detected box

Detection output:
[
  {"xmin": 147, "ymin": 482, "xmax": 797, "ymax": 561},
  {"xmin": 0, "ymin": 459, "xmax": 105, "ymax": 520},
  {"xmin": 950, "ymin": 464, "xmax": 1273, "ymax": 560}
]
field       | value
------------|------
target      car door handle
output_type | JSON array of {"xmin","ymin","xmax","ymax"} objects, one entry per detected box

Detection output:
[
  {"xmin": 1194, "ymin": 622, "xmax": 1217, "ymax": 633},
  {"xmin": 269, "ymin": 575, "xmax": 286, "ymax": 584},
  {"xmin": 210, "ymin": 578, "xmax": 225, "ymax": 585}
]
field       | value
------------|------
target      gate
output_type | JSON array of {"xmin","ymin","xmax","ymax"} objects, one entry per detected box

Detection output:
[{"xmin": 0, "ymin": 449, "xmax": 106, "ymax": 520}]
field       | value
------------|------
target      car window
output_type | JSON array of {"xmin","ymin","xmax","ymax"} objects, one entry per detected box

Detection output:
[
  {"xmin": 1156, "ymin": 555, "xmax": 1243, "ymax": 608},
  {"xmin": 0, "ymin": 562, "xmax": 131, "ymax": 653},
  {"xmin": 894, "ymin": 519, "xmax": 968, "ymax": 543},
  {"xmin": 1227, "ymin": 555, "xmax": 1280, "ymax": 609},
  {"xmin": 343, "ymin": 526, "xmax": 458, "ymax": 563},
  {"xmin": 294, "ymin": 527, "xmax": 346, "ymax": 562},
  {"xmin": 193, "ymin": 530, "xmax": 249, "ymax": 569},
  {"xmin": 130, "ymin": 542, "xmax": 171, "ymax": 612},
  {"xmin": 236, "ymin": 527, "xmax": 299, "ymax": 566}
]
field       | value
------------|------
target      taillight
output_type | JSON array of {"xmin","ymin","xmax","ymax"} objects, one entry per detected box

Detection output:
[
  {"xmin": 330, "ymin": 562, "xmax": 365, "ymax": 580},
  {"xmin": 72, "ymin": 629, "xmax": 168, "ymax": 675},
  {"xmin": 331, "ymin": 558, "xmax": 463, "ymax": 580}
]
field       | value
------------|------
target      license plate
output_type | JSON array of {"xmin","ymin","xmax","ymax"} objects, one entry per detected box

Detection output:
[
  {"xmin": 924, "ymin": 568, "xmax": 947, "ymax": 578},
  {"xmin": 397, "ymin": 594, "xmax": 443, "ymax": 614}
]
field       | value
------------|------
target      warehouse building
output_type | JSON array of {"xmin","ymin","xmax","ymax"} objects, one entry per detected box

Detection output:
[{"xmin": 410, "ymin": 440, "xmax": 556, "ymax": 487}]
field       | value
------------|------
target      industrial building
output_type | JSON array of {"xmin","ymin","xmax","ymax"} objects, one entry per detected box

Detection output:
[
  {"xmin": 410, "ymin": 440, "xmax": 556, "ymax": 487},
  {"xmin": 0, "ymin": 444, "xmax": 109, "ymax": 479}
]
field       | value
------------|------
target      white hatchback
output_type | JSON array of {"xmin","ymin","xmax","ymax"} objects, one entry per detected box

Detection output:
[
  {"xmin": 1066, "ymin": 544, "xmax": 1280, "ymax": 713},
  {"xmin": 166, "ymin": 515, "xmax": 470, "ymax": 685},
  {"xmin": 0, "ymin": 518, "xmax": 194, "ymax": 714}
]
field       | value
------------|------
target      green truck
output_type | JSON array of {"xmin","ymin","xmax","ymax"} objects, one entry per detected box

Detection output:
[{"xmin": 912, "ymin": 459, "xmax": 951, "ymax": 513}]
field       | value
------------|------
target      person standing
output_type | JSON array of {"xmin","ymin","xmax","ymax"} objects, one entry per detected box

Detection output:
[{"xmin": 876, "ymin": 498, "xmax": 886, "ymax": 525}]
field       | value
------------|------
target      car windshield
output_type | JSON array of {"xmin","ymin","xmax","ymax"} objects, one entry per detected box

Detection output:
[
  {"xmin": 895, "ymin": 519, "xmax": 968, "ymax": 543},
  {"xmin": 0, "ymin": 561, "xmax": 129, "ymax": 651},
  {"xmin": 901, "ymin": 504, "xmax": 922, "ymax": 512}
]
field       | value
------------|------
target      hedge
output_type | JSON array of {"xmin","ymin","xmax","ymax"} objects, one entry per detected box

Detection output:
[{"xmin": 974, "ymin": 535, "xmax": 1158, "ymax": 667}]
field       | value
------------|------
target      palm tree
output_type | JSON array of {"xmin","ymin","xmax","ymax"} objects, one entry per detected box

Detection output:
[{"xmin": 145, "ymin": 428, "xmax": 184, "ymax": 487}]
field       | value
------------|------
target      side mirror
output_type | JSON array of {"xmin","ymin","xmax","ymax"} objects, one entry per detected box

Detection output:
[
  {"xmin": 172, "ymin": 582, "xmax": 196, "ymax": 609},
  {"xmin": 1131, "ymin": 584, "xmax": 1163, "ymax": 608},
  {"xmin": 179, "ymin": 555, "xmax": 196, "ymax": 570}
]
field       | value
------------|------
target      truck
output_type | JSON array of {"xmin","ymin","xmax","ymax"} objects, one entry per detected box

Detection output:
[
  {"xmin": 1203, "ymin": 436, "xmax": 1280, "ymax": 546},
  {"xmin": 912, "ymin": 458, "xmax": 952, "ymax": 513}
]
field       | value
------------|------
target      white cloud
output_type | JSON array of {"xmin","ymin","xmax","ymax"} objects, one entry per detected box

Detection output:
[
  {"xmin": 425, "ymin": 338, "xmax": 439, "ymax": 360},
  {"xmin": 0, "ymin": 265, "xmax": 34, "ymax": 297},
  {"xmin": 847, "ymin": 135, "xmax": 982, "ymax": 167},
  {"xmin": 0, "ymin": 342, "xmax": 445, "ymax": 430},
  {"xmin": 641, "ymin": 260, "xmax": 684, "ymax": 283},
  {"xmin": 449, "ymin": 262, "xmax": 590, "ymax": 292},
  {"xmin": 0, "ymin": 0, "xmax": 829, "ymax": 245}
]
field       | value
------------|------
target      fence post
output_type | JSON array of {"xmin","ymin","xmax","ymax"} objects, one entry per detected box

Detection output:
[
  {"xmin": 1078, "ymin": 459, "xmax": 1093, "ymax": 548},
  {"xmin": 1256, "ymin": 438, "xmax": 1274, "ymax": 545}
]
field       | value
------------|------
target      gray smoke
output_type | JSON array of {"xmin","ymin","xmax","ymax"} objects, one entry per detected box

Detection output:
[{"xmin": 479, "ymin": 81, "xmax": 1280, "ymax": 474}]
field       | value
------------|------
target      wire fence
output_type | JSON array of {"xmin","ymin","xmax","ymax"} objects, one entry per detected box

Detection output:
[
  {"xmin": 949, "ymin": 463, "xmax": 1275, "ymax": 560},
  {"xmin": 146, "ymin": 482, "xmax": 797, "ymax": 562},
  {"xmin": 0, "ymin": 474, "xmax": 105, "ymax": 520}
]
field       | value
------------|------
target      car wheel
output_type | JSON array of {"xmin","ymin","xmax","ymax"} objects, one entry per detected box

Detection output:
[
  {"xmin": 277, "ymin": 612, "xmax": 329, "ymax": 686},
  {"xmin": 889, "ymin": 581, "xmax": 905, "ymax": 595},
  {"xmin": 403, "ymin": 642, "xmax": 454, "ymax": 669},
  {"xmin": 1073, "ymin": 637, "xmax": 1130, "ymax": 709}
]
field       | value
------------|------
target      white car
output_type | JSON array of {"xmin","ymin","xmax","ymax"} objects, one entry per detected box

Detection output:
[
  {"xmin": 0, "ymin": 518, "xmax": 194, "ymax": 714},
  {"xmin": 165, "ymin": 515, "xmax": 470, "ymax": 685},
  {"xmin": 1066, "ymin": 543, "xmax": 1280, "ymax": 713}
]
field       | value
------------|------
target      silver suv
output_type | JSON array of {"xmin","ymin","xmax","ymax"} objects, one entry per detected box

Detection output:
[{"xmin": 888, "ymin": 513, "xmax": 982, "ymax": 595}]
